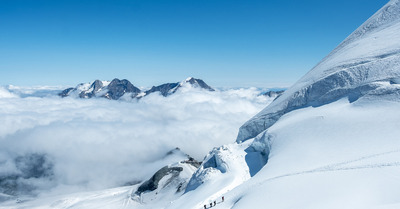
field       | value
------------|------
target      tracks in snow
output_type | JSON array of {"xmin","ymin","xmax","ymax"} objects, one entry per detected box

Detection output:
[
  {"xmin": 225, "ymin": 149, "xmax": 400, "ymax": 208},
  {"xmin": 263, "ymin": 149, "xmax": 400, "ymax": 183}
]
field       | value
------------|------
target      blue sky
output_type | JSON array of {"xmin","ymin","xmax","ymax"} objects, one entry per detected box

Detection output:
[{"xmin": 0, "ymin": 0, "xmax": 388, "ymax": 88}]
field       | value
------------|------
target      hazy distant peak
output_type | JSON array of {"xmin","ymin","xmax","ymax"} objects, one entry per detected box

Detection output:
[
  {"xmin": 177, "ymin": 77, "xmax": 215, "ymax": 92},
  {"xmin": 59, "ymin": 77, "xmax": 215, "ymax": 99}
]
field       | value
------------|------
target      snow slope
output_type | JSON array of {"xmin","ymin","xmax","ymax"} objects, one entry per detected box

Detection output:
[
  {"xmin": 216, "ymin": 98, "xmax": 400, "ymax": 209},
  {"xmin": 237, "ymin": 0, "xmax": 400, "ymax": 143},
  {"xmin": 2, "ymin": 1, "xmax": 400, "ymax": 209},
  {"xmin": 169, "ymin": 0, "xmax": 400, "ymax": 208},
  {"xmin": 3, "ymin": 98, "xmax": 399, "ymax": 208}
]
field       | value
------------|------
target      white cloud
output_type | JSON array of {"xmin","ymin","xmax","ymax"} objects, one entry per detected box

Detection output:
[
  {"xmin": 0, "ymin": 87, "xmax": 17, "ymax": 98},
  {"xmin": 0, "ymin": 87, "xmax": 273, "ymax": 196}
]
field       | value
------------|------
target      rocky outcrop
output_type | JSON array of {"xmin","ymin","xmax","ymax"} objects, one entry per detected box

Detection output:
[
  {"xmin": 144, "ymin": 83, "xmax": 179, "ymax": 97},
  {"xmin": 103, "ymin": 79, "xmax": 140, "ymax": 100},
  {"xmin": 58, "ymin": 88, "xmax": 74, "ymax": 98},
  {"xmin": 262, "ymin": 90, "xmax": 284, "ymax": 98},
  {"xmin": 131, "ymin": 148, "xmax": 201, "ymax": 203},
  {"xmin": 135, "ymin": 166, "xmax": 184, "ymax": 194},
  {"xmin": 174, "ymin": 77, "xmax": 215, "ymax": 92}
]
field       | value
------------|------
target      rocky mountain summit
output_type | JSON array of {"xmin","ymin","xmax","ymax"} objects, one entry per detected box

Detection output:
[
  {"xmin": 59, "ymin": 77, "xmax": 215, "ymax": 100},
  {"xmin": 59, "ymin": 77, "xmax": 281, "ymax": 100}
]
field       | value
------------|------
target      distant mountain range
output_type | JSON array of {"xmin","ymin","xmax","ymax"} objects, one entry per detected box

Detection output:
[
  {"xmin": 59, "ymin": 77, "xmax": 215, "ymax": 100},
  {"xmin": 59, "ymin": 77, "xmax": 283, "ymax": 100}
]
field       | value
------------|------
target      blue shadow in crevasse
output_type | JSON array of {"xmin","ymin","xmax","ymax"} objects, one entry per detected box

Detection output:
[{"xmin": 244, "ymin": 147, "xmax": 268, "ymax": 177}]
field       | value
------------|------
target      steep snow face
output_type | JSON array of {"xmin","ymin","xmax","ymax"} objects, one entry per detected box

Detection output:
[
  {"xmin": 237, "ymin": 0, "xmax": 400, "ymax": 143},
  {"xmin": 217, "ymin": 99, "xmax": 400, "ymax": 209},
  {"xmin": 168, "ymin": 141, "xmax": 265, "ymax": 209}
]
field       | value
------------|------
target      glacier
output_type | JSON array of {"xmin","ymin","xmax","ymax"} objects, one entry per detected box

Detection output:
[
  {"xmin": 237, "ymin": 0, "xmax": 400, "ymax": 143},
  {"xmin": 175, "ymin": 0, "xmax": 400, "ymax": 208},
  {"xmin": 2, "ymin": 0, "xmax": 400, "ymax": 208}
]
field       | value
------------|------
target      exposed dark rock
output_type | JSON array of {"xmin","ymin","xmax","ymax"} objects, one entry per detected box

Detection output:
[
  {"xmin": 59, "ymin": 77, "xmax": 214, "ymax": 100},
  {"xmin": 103, "ymin": 79, "xmax": 141, "ymax": 100},
  {"xmin": 181, "ymin": 157, "xmax": 202, "ymax": 168},
  {"xmin": 79, "ymin": 80, "xmax": 104, "ymax": 98},
  {"xmin": 165, "ymin": 147, "xmax": 202, "ymax": 168},
  {"xmin": 263, "ymin": 90, "xmax": 284, "ymax": 98},
  {"xmin": 165, "ymin": 147, "xmax": 182, "ymax": 157},
  {"xmin": 122, "ymin": 180, "xmax": 141, "ymax": 186},
  {"xmin": 91, "ymin": 80, "xmax": 104, "ymax": 92},
  {"xmin": 145, "ymin": 83, "xmax": 179, "ymax": 97},
  {"xmin": 58, "ymin": 87, "xmax": 74, "ymax": 97},
  {"xmin": 173, "ymin": 78, "xmax": 215, "ymax": 93},
  {"xmin": 143, "ymin": 78, "xmax": 214, "ymax": 97},
  {"xmin": 186, "ymin": 78, "xmax": 215, "ymax": 91},
  {"xmin": 135, "ymin": 166, "xmax": 183, "ymax": 195},
  {"xmin": 131, "ymin": 148, "xmax": 201, "ymax": 199}
]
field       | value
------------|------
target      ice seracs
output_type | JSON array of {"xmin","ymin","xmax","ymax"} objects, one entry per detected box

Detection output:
[
  {"xmin": 3, "ymin": 1, "xmax": 400, "ymax": 208},
  {"xmin": 169, "ymin": 141, "xmax": 263, "ymax": 209},
  {"xmin": 171, "ymin": 1, "xmax": 400, "ymax": 208}
]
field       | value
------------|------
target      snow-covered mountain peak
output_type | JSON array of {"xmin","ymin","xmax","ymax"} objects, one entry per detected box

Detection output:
[
  {"xmin": 237, "ymin": 0, "xmax": 400, "ymax": 143},
  {"xmin": 59, "ymin": 77, "xmax": 215, "ymax": 99},
  {"xmin": 184, "ymin": 77, "xmax": 194, "ymax": 82},
  {"xmin": 303, "ymin": 0, "xmax": 400, "ymax": 82},
  {"xmin": 177, "ymin": 77, "xmax": 215, "ymax": 92},
  {"xmin": 337, "ymin": 0, "xmax": 400, "ymax": 49}
]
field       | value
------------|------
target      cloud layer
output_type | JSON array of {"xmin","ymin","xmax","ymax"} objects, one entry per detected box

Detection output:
[{"xmin": 0, "ymin": 86, "xmax": 272, "ymax": 197}]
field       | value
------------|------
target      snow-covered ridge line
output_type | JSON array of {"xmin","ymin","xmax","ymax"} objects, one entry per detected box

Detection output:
[
  {"xmin": 236, "ymin": 0, "xmax": 400, "ymax": 143},
  {"xmin": 59, "ymin": 77, "xmax": 216, "ymax": 100},
  {"xmin": 58, "ymin": 77, "xmax": 284, "ymax": 101},
  {"xmin": 326, "ymin": 0, "xmax": 400, "ymax": 59}
]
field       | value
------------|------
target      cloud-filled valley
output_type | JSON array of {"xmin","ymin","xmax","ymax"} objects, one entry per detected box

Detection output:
[{"xmin": 0, "ymin": 86, "xmax": 273, "ymax": 198}]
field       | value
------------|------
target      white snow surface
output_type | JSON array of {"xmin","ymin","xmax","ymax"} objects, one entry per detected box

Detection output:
[
  {"xmin": 215, "ymin": 98, "xmax": 400, "ymax": 209},
  {"xmin": 237, "ymin": 0, "xmax": 400, "ymax": 142},
  {"xmin": 2, "ymin": 1, "xmax": 400, "ymax": 209},
  {"xmin": 177, "ymin": 142, "xmax": 255, "ymax": 209},
  {"xmin": 4, "ymin": 96, "xmax": 399, "ymax": 209}
]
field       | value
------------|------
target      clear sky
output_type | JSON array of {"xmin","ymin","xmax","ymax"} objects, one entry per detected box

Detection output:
[{"xmin": 0, "ymin": 0, "xmax": 388, "ymax": 88}]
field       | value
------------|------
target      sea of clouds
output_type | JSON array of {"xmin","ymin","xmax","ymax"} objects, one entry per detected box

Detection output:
[{"xmin": 0, "ymin": 85, "xmax": 273, "ymax": 198}]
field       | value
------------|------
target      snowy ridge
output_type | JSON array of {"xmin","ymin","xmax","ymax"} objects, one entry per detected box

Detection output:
[
  {"xmin": 330, "ymin": 0, "xmax": 400, "ymax": 57},
  {"xmin": 2, "ymin": 1, "xmax": 400, "ymax": 209},
  {"xmin": 131, "ymin": 162, "xmax": 198, "ymax": 206},
  {"xmin": 59, "ymin": 77, "xmax": 215, "ymax": 100},
  {"xmin": 237, "ymin": 0, "xmax": 400, "ymax": 142},
  {"xmin": 168, "ymin": 141, "xmax": 262, "ymax": 209},
  {"xmin": 216, "ymin": 98, "xmax": 400, "ymax": 209}
]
